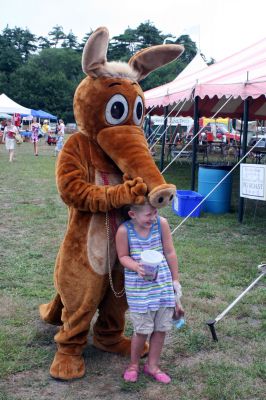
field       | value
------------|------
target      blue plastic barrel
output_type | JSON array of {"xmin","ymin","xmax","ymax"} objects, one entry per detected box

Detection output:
[{"xmin": 198, "ymin": 164, "xmax": 233, "ymax": 214}]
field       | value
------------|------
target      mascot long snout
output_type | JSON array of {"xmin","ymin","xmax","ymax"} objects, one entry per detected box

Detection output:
[{"xmin": 97, "ymin": 126, "xmax": 176, "ymax": 208}]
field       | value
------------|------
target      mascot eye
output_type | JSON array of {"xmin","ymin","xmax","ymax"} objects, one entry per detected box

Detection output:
[
  {"xmin": 105, "ymin": 94, "xmax": 129, "ymax": 125},
  {"xmin": 133, "ymin": 96, "xmax": 144, "ymax": 125}
]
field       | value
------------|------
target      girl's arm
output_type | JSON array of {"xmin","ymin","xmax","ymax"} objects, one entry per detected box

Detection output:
[
  {"xmin": 115, "ymin": 224, "xmax": 145, "ymax": 277},
  {"xmin": 160, "ymin": 216, "xmax": 179, "ymax": 282}
]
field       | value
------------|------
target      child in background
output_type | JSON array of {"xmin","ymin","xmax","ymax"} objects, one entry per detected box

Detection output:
[
  {"xmin": 54, "ymin": 119, "xmax": 65, "ymax": 156},
  {"xmin": 54, "ymin": 130, "xmax": 64, "ymax": 156},
  {"xmin": 115, "ymin": 200, "xmax": 183, "ymax": 384}
]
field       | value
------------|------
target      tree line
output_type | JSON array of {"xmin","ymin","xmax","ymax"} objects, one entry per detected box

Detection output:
[{"xmin": 0, "ymin": 21, "xmax": 207, "ymax": 122}]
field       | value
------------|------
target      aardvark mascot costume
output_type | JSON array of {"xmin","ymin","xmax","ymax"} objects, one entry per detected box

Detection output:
[{"xmin": 40, "ymin": 27, "xmax": 184, "ymax": 380}]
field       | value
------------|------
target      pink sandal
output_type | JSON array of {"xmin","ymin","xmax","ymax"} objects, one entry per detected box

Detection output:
[
  {"xmin": 143, "ymin": 364, "xmax": 171, "ymax": 384},
  {"xmin": 123, "ymin": 366, "xmax": 139, "ymax": 382}
]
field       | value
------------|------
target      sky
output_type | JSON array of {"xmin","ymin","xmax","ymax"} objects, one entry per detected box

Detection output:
[{"xmin": 1, "ymin": 0, "xmax": 266, "ymax": 62}]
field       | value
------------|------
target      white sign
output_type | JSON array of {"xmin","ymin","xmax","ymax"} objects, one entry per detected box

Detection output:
[
  {"xmin": 240, "ymin": 164, "xmax": 266, "ymax": 200},
  {"xmin": 151, "ymin": 116, "xmax": 193, "ymax": 127}
]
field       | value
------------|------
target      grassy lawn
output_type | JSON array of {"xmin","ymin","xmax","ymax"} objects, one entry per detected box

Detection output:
[{"xmin": 0, "ymin": 140, "xmax": 265, "ymax": 400}]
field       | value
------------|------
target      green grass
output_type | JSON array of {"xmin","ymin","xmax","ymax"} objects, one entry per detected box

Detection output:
[{"xmin": 0, "ymin": 140, "xmax": 265, "ymax": 399}]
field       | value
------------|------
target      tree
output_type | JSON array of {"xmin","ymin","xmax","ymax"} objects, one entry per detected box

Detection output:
[
  {"xmin": 108, "ymin": 28, "xmax": 137, "ymax": 60},
  {"xmin": 48, "ymin": 25, "xmax": 66, "ymax": 47},
  {"xmin": 62, "ymin": 30, "xmax": 79, "ymax": 49},
  {"xmin": 8, "ymin": 48, "xmax": 84, "ymax": 121},
  {"xmin": 38, "ymin": 36, "xmax": 51, "ymax": 50},
  {"xmin": 78, "ymin": 31, "xmax": 93, "ymax": 51},
  {"xmin": 135, "ymin": 21, "xmax": 164, "ymax": 49},
  {"xmin": 176, "ymin": 34, "xmax": 197, "ymax": 64},
  {"xmin": 0, "ymin": 34, "xmax": 21, "ymax": 76},
  {"xmin": 1, "ymin": 26, "xmax": 37, "ymax": 61}
]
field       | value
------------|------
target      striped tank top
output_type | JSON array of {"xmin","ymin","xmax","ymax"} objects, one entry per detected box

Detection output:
[{"xmin": 124, "ymin": 217, "xmax": 175, "ymax": 313}]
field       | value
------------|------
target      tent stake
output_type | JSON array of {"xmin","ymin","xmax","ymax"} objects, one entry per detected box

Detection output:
[{"xmin": 206, "ymin": 263, "xmax": 266, "ymax": 341}]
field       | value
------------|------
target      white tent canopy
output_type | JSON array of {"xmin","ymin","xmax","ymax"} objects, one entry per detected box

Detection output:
[{"xmin": 0, "ymin": 93, "xmax": 31, "ymax": 114}]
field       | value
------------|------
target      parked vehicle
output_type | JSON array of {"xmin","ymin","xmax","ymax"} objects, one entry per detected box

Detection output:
[
  {"xmin": 202, "ymin": 123, "xmax": 240, "ymax": 143},
  {"xmin": 248, "ymin": 135, "xmax": 266, "ymax": 148}
]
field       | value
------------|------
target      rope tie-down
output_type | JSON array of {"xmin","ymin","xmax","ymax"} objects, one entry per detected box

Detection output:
[{"xmin": 206, "ymin": 263, "xmax": 266, "ymax": 341}]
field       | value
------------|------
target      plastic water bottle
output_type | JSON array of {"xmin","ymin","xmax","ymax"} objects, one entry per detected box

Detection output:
[
  {"xmin": 173, "ymin": 316, "xmax": 185, "ymax": 329},
  {"xmin": 172, "ymin": 281, "xmax": 185, "ymax": 329}
]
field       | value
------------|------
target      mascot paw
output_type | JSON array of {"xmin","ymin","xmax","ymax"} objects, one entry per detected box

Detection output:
[
  {"xmin": 93, "ymin": 336, "xmax": 149, "ymax": 357},
  {"xmin": 50, "ymin": 352, "xmax": 85, "ymax": 380}
]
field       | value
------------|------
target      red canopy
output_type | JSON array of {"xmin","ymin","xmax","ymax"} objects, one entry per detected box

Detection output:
[{"xmin": 144, "ymin": 38, "xmax": 266, "ymax": 120}]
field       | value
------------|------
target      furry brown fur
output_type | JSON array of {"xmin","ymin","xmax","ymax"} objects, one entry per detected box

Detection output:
[{"xmin": 39, "ymin": 26, "xmax": 184, "ymax": 380}]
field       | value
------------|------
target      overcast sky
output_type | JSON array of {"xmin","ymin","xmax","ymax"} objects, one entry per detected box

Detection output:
[{"xmin": 1, "ymin": 0, "xmax": 266, "ymax": 61}]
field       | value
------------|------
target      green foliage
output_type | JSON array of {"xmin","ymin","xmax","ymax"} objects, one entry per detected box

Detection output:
[
  {"xmin": 48, "ymin": 24, "xmax": 65, "ymax": 47},
  {"xmin": 61, "ymin": 30, "xmax": 79, "ymax": 49},
  {"xmin": 8, "ymin": 48, "xmax": 84, "ymax": 121},
  {"xmin": 0, "ymin": 22, "xmax": 198, "ymax": 121}
]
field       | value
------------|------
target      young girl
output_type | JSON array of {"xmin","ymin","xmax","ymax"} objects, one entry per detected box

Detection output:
[
  {"xmin": 115, "ymin": 200, "xmax": 182, "ymax": 384},
  {"xmin": 54, "ymin": 130, "xmax": 64, "ymax": 156},
  {"xmin": 31, "ymin": 117, "xmax": 40, "ymax": 156}
]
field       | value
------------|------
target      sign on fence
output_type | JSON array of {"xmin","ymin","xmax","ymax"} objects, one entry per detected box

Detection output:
[{"xmin": 240, "ymin": 164, "xmax": 266, "ymax": 200}]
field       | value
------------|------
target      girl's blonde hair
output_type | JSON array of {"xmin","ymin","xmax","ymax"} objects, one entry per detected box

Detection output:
[{"xmin": 129, "ymin": 198, "xmax": 153, "ymax": 212}]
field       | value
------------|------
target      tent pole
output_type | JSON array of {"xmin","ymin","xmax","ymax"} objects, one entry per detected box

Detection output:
[
  {"xmin": 160, "ymin": 106, "xmax": 168, "ymax": 172},
  {"xmin": 238, "ymin": 97, "xmax": 249, "ymax": 223},
  {"xmin": 191, "ymin": 96, "xmax": 199, "ymax": 190}
]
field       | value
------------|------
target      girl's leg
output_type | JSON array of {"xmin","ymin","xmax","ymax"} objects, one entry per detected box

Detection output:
[
  {"xmin": 9, "ymin": 149, "xmax": 14, "ymax": 162},
  {"xmin": 130, "ymin": 333, "xmax": 148, "ymax": 367},
  {"xmin": 146, "ymin": 331, "xmax": 165, "ymax": 372},
  {"xmin": 143, "ymin": 331, "xmax": 171, "ymax": 383},
  {"xmin": 124, "ymin": 333, "xmax": 147, "ymax": 382},
  {"xmin": 35, "ymin": 142, "xmax": 38, "ymax": 155}
]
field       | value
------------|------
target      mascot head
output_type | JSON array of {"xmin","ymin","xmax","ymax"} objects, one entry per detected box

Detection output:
[{"xmin": 73, "ymin": 27, "xmax": 184, "ymax": 208}]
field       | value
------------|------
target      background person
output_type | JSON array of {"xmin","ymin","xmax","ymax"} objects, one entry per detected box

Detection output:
[
  {"xmin": 31, "ymin": 117, "xmax": 40, "ymax": 156},
  {"xmin": 57, "ymin": 119, "xmax": 65, "ymax": 136},
  {"xmin": 2, "ymin": 119, "xmax": 18, "ymax": 162},
  {"xmin": 54, "ymin": 129, "xmax": 64, "ymax": 156},
  {"xmin": 115, "ymin": 200, "xmax": 182, "ymax": 384},
  {"xmin": 42, "ymin": 119, "xmax": 50, "ymax": 143}
]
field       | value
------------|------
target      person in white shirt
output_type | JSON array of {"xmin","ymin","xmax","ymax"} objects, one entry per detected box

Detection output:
[
  {"xmin": 2, "ymin": 119, "xmax": 18, "ymax": 162},
  {"xmin": 58, "ymin": 119, "xmax": 65, "ymax": 136}
]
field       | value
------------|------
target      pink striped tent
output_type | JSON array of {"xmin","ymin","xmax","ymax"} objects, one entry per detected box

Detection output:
[{"xmin": 144, "ymin": 38, "xmax": 266, "ymax": 120}]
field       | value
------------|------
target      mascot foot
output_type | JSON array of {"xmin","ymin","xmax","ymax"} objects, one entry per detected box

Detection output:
[
  {"xmin": 50, "ymin": 352, "xmax": 85, "ymax": 380},
  {"xmin": 93, "ymin": 336, "xmax": 149, "ymax": 357}
]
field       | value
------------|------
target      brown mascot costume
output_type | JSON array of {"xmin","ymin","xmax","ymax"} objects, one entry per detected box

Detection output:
[{"xmin": 39, "ymin": 27, "xmax": 184, "ymax": 380}]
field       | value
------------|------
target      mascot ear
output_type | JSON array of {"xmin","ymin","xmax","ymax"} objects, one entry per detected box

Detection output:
[
  {"xmin": 82, "ymin": 27, "xmax": 109, "ymax": 76},
  {"xmin": 129, "ymin": 44, "xmax": 184, "ymax": 82}
]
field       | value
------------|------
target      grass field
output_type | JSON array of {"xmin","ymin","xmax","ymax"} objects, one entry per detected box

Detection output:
[{"xmin": 0, "ymin": 140, "xmax": 265, "ymax": 400}]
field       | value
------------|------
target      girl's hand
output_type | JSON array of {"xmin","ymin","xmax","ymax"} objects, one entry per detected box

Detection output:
[
  {"xmin": 136, "ymin": 262, "xmax": 146, "ymax": 278},
  {"xmin": 173, "ymin": 302, "xmax": 185, "ymax": 320}
]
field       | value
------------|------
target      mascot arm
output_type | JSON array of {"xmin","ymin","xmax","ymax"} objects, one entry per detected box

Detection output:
[{"xmin": 56, "ymin": 143, "xmax": 147, "ymax": 213}]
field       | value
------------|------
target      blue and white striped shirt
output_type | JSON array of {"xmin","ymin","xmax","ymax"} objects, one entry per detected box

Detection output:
[{"xmin": 124, "ymin": 217, "xmax": 175, "ymax": 313}]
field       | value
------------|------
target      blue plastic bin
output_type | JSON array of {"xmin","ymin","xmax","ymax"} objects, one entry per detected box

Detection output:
[
  {"xmin": 198, "ymin": 164, "xmax": 232, "ymax": 214},
  {"xmin": 172, "ymin": 190, "xmax": 204, "ymax": 218}
]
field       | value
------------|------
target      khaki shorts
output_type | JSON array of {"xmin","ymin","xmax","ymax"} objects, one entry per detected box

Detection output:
[{"xmin": 130, "ymin": 307, "xmax": 174, "ymax": 335}]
